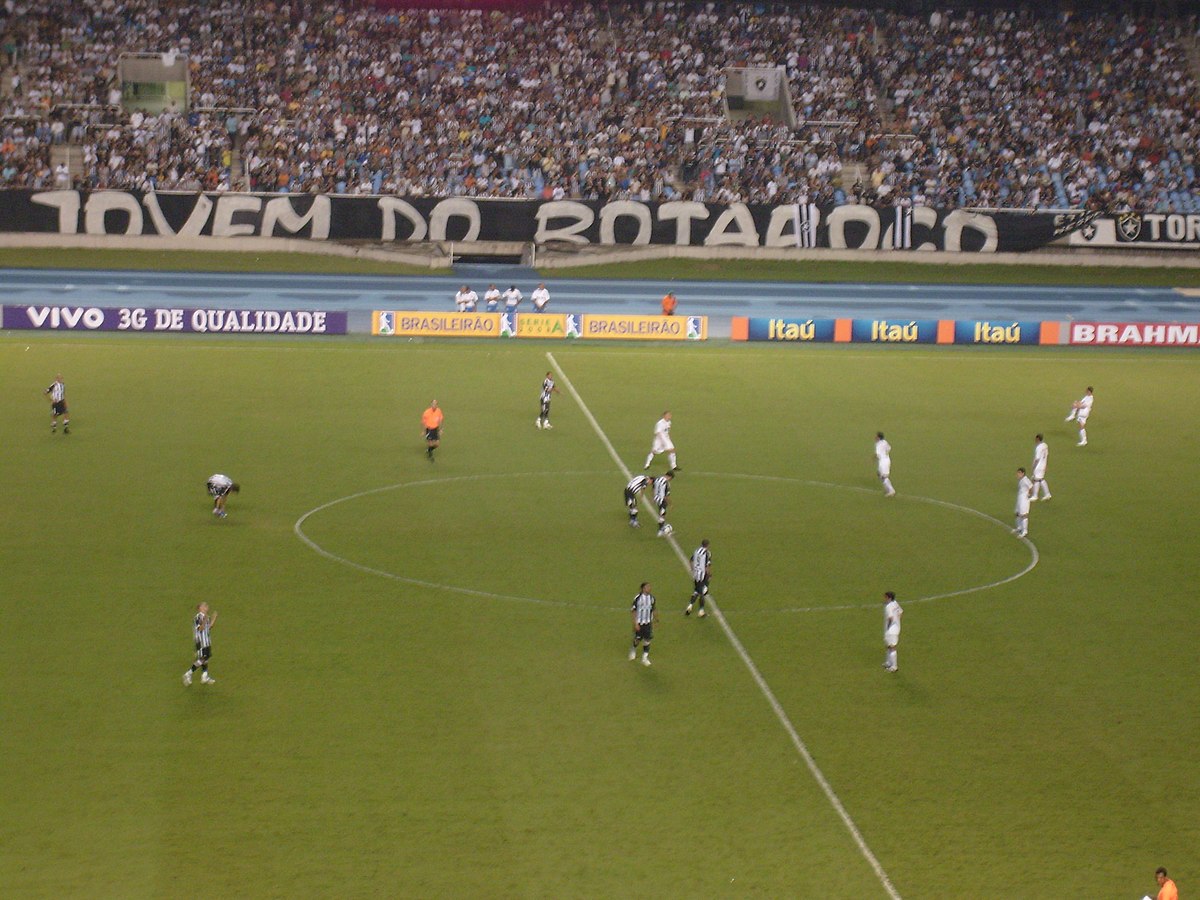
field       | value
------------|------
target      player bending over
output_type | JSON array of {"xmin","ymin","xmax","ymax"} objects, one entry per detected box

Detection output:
[{"xmin": 207, "ymin": 474, "xmax": 240, "ymax": 519}]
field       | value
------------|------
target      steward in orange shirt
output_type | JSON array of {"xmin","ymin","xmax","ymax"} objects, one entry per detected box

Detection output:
[
  {"xmin": 422, "ymin": 400, "xmax": 444, "ymax": 461},
  {"xmin": 661, "ymin": 292, "xmax": 677, "ymax": 316}
]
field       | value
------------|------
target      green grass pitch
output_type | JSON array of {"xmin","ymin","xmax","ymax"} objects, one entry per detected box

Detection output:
[{"xmin": 1, "ymin": 335, "xmax": 1196, "ymax": 898}]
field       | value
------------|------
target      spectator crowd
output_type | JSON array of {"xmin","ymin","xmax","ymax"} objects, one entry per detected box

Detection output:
[{"xmin": 1, "ymin": 0, "xmax": 1197, "ymax": 213}]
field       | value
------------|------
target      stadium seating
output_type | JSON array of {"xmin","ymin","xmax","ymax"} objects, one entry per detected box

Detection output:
[{"xmin": 0, "ymin": 1, "xmax": 1197, "ymax": 211}]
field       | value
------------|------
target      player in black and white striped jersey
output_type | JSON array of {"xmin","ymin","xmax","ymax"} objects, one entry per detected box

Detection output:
[
  {"xmin": 629, "ymin": 582, "xmax": 657, "ymax": 666},
  {"xmin": 535, "ymin": 371, "xmax": 560, "ymax": 430},
  {"xmin": 624, "ymin": 473, "xmax": 650, "ymax": 527},
  {"xmin": 652, "ymin": 471, "xmax": 674, "ymax": 536},
  {"xmin": 206, "ymin": 473, "xmax": 240, "ymax": 519},
  {"xmin": 44, "ymin": 373, "xmax": 69, "ymax": 434},
  {"xmin": 684, "ymin": 539, "xmax": 712, "ymax": 618},
  {"xmin": 183, "ymin": 602, "xmax": 217, "ymax": 685}
]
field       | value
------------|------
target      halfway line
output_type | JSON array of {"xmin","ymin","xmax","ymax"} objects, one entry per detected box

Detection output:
[{"xmin": 546, "ymin": 350, "xmax": 903, "ymax": 900}]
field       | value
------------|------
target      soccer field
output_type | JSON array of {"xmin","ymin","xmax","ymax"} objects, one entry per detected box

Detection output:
[{"xmin": 1, "ymin": 335, "xmax": 1196, "ymax": 898}]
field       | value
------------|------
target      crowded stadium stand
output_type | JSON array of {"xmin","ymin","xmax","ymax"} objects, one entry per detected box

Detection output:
[{"xmin": 1, "ymin": 1, "xmax": 1197, "ymax": 211}]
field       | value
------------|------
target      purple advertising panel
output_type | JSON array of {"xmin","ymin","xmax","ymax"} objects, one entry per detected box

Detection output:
[{"xmin": 3, "ymin": 305, "xmax": 347, "ymax": 334}]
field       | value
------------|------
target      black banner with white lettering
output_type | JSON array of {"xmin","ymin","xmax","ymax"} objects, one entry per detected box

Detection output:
[{"xmin": 0, "ymin": 189, "xmax": 1104, "ymax": 253}]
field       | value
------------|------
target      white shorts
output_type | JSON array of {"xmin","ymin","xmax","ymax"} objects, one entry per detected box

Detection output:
[
  {"xmin": 652, "ymin": 436, "xmax": 674, "ymax": 454},
  {"xmin": 1076, "ymin": 413, "xmax": 1089, "ymax": 425},
  {"xmin": 1032, "ymin": 467, "xmax": 1047, "ymax": 480},
  {"xmin": 1016, "ymin": 501, "xmax": 1030, "ymax": 516},
  {"xmin": 877, "ymin": 460, "xmax": 891, "ymax": 478},
  {"xmin": 885, "ymin": 632, "xmax": 900, "ymax": 647}
]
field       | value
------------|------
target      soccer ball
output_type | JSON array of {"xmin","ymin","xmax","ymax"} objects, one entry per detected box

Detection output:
[{"xmin": 659, "ymin": 524, "xmax": 673, "ymax": 536}]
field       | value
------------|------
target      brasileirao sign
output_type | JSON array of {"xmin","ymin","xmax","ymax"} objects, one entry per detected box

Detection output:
[{"xmin": 0, "ymin": 189, "xmax": 1097, "ymax": 253}]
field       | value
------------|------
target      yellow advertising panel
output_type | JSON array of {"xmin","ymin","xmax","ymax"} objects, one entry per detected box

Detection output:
[
  {"xmin": 580, "ymin": 314, "xmax": 707, "ymax": 341},
  {"xmin": 372, "ymin": 311, "xmax": 501, "ymax": 337},
  {"xmin": 515, "ymin": 313, "xmax": 568, "ymax": 339}
]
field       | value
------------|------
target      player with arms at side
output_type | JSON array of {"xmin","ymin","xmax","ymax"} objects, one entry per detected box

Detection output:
[
  {"xmin": 883, "ymin": 591, "xmax": 903, "ymax": 672},
  {"xmin": 206, "ymin": 473, "xmax": 240, "ymax": 518},
  {"xmin": 1030, "ymin": 434, "xmax": 1051, "ymax": 501},
  {"xmin": 875, "ymin": 431, "xmax": 896, "ymax": 497},
  {"xmin": 1014, "ymin": 467, "xmax": 1033, "ymax": 537},
  {"xmin": 684, "ymin": 539, "xmax": 711, "ymax": 617},
  {"xmin": 45, "ymin": 373, "xmax": 69, "ymax": 434},
  {"xmin": 422, "ymin": 400, "xmax": 443, "ymax": 461},
  {"xmin": 183, "ymin": 602, "xmax": 217, "ymax": 685},
  {"xmin": 629, "ymin": 582, "xmax": 658, "ymax": 666},
  {"xmin": 1064, "ymin": 386, "xmax": 1094, "ymax": 446},
  {"xmin": 643, "ymin": 410, "xmax": 678, "ymax": 471},
  {"xmin": 535, "ymin": 371, "xmax": 561, "ymax": 429}
]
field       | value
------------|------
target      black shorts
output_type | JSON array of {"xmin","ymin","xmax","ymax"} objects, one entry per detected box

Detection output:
[
  {"xmin": 425, "ymin": 427, "xmax": 440, "ymax": 442},
  {"xmin": 194, "ymin": 643, "xmax": 211, "ymax": 662},
  {"xmin": 51, "ymin": 401, "xmax": 67, "ymax": 416},
  {"xmin": 208, "ymin": 482, "xmax": 231, "ymax": 498},
  {"xmin": 634, "ymin": 622, "xmax": 653, "ymax": 643},
  {"xmin": 693, "ymin": 578, "xmax": 709, "ymax": 595}
]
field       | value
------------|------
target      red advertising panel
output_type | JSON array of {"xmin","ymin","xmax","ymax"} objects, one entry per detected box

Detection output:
[{"xmin": 1069, "ymin": 322, "xmax": 1200, "ymax": 347}]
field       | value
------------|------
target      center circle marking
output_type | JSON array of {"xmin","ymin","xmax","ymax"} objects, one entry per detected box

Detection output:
[{"xmin": 293, "ymin": 470, "xmax": 1038, "ymax": 613}]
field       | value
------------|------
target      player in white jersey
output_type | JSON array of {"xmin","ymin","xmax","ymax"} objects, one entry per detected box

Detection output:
[
  {"xmin": 883, "ymin": 591, "xmax": 903, "ymax": 672},
  {"xmin": 484, "ymin": 284, "xmax": 502, "ymax": 312},
  {"xmin": 1014, "ymin": 467, "xmax": 1033, "ymax": 538},
  {"xmin": 183, "ymin": 602, "xmax": 217, "ymax": 685},
  {"xmin": 875, "ymin": 431, "xmax": 896, "ymax": 497},
  {"xmin": 685, "ymin": 539, "xmax": 711, "ymax": 617},
  {"xmin": 502, "ymin": 285, "xmax": 523, "ymax": 312},
  {"xmin": 206, "ymin": 473, "xmax": 240, "ymax": 518},
  {"xmin": 535, "ymin": 371, "xmax": 561, "ymax": 429},
  {"xmin": 45, "ymin": 373, "xmax": 70, "ymax": 434},
  {"xmin": 1030, "ymin": 434, "xmax": 1051, "ymax": 501},
  {"xmin": 643, "ymin": 411, "xmax": 678, "ymax": 471},
  {"xmin": 531, "ymin": 282, "xmax": 550, "ymax": 311},
  {"xmin": 1065, "ymin": 386, "xmax": 1094, "ymax": 446}
]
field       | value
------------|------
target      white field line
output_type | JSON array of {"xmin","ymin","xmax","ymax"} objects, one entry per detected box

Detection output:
[
  {"xmin": 294, "ymin": 472, "xmax": 623, "ymax": 612},
  {"xmin": 547, "ymin": 350, "xmax": 903, "ymax": 900}
]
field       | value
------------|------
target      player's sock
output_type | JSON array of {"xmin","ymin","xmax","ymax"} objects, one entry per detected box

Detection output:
[
  {"xmin": 643, "ymin": 453, "xmax": 653, "ymax": 469},
  {"xmin": 668, "ymin": 452, "xmax": 677, "ymax": 469},
  {"xmin": 882, "ymin": 477, "xmax": 894, "ymax": 495},
  {"xmin": 697, "ymin": 596, "xmax": 705, "ymax": 610},
  {"xmin": 684, "ymin": 603, "xmax": 692, "ymax": 615},
  {"xmin": 1078, "ymin": 428, "xmax": 1087, "ymax": 444}
]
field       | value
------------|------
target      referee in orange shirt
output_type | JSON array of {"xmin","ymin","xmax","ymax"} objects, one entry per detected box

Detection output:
[
  {"xmin": 1156, "ymin": 867, "xmax": 1178, "ymax": 900},
  {"xmin": 421, "ymin": 400, "xmax": 444, "ymax": 461}
]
